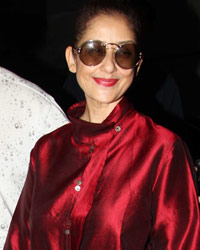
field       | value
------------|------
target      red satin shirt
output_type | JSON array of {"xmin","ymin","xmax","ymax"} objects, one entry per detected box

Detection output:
[{"xmin": 4, "ymin": 98, "xmax": 200, "ymax": 250}]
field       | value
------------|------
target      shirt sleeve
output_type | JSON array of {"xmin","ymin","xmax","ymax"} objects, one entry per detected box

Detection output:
[
  {"xmin": 3, "ymin": 151, "xmax": 36, "ymax": 250},
  {"xmin": 150, "ymin": 139, "xmax": 200, "ymax": 249}
]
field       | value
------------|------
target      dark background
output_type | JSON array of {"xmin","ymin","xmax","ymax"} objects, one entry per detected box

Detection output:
[{"xmin": 0, "ymin": 0, "xmax": 200, "ymax": 161}]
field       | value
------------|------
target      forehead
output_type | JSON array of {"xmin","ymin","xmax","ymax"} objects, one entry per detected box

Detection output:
[{"xmin": 78, "ymin": 14, "xmax": 136, "ymax": 45}]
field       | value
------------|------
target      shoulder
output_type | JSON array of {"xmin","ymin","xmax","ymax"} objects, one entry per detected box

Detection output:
[
  {"xmin": 0, "ymin": 66, "xmax": 68, "ymax": 143},
  {"xmin": 0, "ymin": 66, "xmax": 63, "ymax": 111},
  {"xmin": 34, "ymin": 122, "xmax": 72, "ymax": 149},
  {"xmin": 30, "ymin": 122, "xmax": 72, "ymax": 168},
  {"xmin": 0, "ymin": 66, "xmax": 68, "ymax": 121},
  {"xmin": 128, "ymin": 109, "xmax": 180, "ymax": 147}
]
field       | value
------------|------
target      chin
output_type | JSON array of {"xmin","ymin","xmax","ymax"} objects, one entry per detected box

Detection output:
[{"xmin": 90, "ymin": 94, "xmax": 123, "ymax": 105}]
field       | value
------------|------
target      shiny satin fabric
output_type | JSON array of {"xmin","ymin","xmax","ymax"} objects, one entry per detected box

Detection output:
[{"xmin": 4, "ymin": 98, "xmax": 200, "ymax": 249}]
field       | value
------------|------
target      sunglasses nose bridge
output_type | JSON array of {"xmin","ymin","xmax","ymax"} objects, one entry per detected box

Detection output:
[
  {"xmin": 104, "ymin": 43, "xmax": 120, "ymax": 65},
  {"xmin": 104, "ymin": 42, "xmax": 120, "ymax": 52},
  {"xmin": 103, "ymin": 44, "xmax": 118, "ymax": 63},
  {"xmin": 98, "ymin": 44, "xmax": 118, "ymax": 72}
]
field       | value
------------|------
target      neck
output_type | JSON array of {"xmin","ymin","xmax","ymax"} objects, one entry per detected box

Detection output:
[{"xmin": 80, "ymin": 98, "xmax": 122, "ymax": 123}]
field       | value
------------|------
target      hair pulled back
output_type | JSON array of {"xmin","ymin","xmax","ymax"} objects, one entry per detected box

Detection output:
[{"xmin": 74, "ymin": 0, "xmax": 143, "ymax": 49}]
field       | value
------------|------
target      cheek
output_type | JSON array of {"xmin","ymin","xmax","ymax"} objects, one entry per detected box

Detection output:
[
  {"xmin": 75, "ymin": 65, "xmax": 93, "ymax": 92},
  {"xmin": 76, "ymin": 60, "xmax": 98, "ymax": 85},
  {"xmin": 76, "ymin": 64, "xmax": 87, "ymax": 83},
  {"xmin": 76, "ymin": 60, "xmax": 91, "ymax": 78},
  {"xmin": 76, "ymin": 73, "xmax": 85, "ymax": 91},
  {"xmin": 122, "ymin": 70, "xmax": 135, "ymax": 86}
]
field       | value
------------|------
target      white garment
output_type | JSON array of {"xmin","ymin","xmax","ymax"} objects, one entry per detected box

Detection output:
[{"xmin": 0, "ymin": 67, "xmax": 69, "ymax": 249}]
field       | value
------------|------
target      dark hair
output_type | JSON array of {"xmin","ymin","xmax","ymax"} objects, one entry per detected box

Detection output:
[{"xmin": 73, "ymin": 0, "xmax": 144, "ymax": 49}]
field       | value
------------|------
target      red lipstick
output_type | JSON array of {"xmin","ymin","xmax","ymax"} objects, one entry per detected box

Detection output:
[{"xmin": 92, "ymin": 77, "xmax": 119, "ymax": 87}]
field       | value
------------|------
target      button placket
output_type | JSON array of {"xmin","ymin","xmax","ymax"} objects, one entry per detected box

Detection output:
[
  {"xmin": 65, "ymin": 219, "xmax": 71, "ymax": 235},
  {"xmin": 64, "ymin": 220, "xmax": 71, "ymax": 249},
  {"xmin": 89, "ymin": 144, "xmax": 95, "ymax": 153},
  {"xmin": 75, "ymin": 179, "xmax": 82, "ymax": 192}
]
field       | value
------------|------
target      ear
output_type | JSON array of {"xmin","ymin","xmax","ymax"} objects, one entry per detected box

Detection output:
[
  {"xmin": 65, "ymin": 46, "xmax": 77, "ymax": 73},
  {"xmin": 136, "ymin": 58, "xmax": 143, "ymax": 76}
]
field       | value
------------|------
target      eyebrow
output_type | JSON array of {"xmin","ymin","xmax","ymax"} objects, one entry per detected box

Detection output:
[{"xmin": 117, "ymin": 40, "xmax": 136, "ymax": 45}]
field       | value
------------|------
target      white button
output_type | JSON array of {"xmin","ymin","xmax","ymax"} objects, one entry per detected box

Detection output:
[
  {"xmin": 115, "ymin": 126, "xmax": 121, "ymax": 132},
  {"xmin": 1, "ymin": 224, "xmax": 5, "ymax": 229},
  {"xmin": 65, "ymin": 229, "xmax": 70, "ymax": 235},
  {"xmin": 76, "ymin": 179, "xmax": 82, "ymax": 185},
  {"xmin": 75, "ymin": 185, "xmax": 81, "ymax": 191}
]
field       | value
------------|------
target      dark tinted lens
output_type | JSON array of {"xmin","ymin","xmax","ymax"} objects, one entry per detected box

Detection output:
[
  {"xmin": 79, "ymin": 41, "xmax": 106, "ymax": 66},
  {"xmin": 115, "ymin": 44, "xmax": 139, "ymax": 69}
]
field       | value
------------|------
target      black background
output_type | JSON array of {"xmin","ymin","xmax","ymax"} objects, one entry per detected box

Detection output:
[{"xmin": 0, "ymin": 0, "xmax": 200, "ymax": 160}]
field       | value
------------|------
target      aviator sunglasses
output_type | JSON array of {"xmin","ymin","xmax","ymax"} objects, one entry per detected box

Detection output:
[{"xmin": 73, "ymin": 40, "xmax": 143, "ymax": 69}]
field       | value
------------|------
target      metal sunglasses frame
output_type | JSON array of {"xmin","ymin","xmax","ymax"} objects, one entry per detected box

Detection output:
[{"xmin": 74, "ymin": 40, "xmax": 143, "ymax": 68}]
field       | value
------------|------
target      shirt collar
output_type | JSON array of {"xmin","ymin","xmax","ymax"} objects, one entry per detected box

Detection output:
[{"xmin": 67, "ymin": 97, "xmax": 134, "ymax": 142}]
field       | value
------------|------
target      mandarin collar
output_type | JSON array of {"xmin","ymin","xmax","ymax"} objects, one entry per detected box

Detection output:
[{"xmin": 67, "ymin": 97, "xmax": 134, "ymax": 143}]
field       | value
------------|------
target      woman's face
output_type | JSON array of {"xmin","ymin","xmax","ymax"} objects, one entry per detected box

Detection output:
[{"xmin": 66, "ymin": 14, "xmax": 141, "ymax": 106}]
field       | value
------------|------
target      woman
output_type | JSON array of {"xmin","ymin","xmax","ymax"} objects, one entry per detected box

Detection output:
[{"xmin": 4, "ymin": 0, "xmax": 200, "ymax": 249}]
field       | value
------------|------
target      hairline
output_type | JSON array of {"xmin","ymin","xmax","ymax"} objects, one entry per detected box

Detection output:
[{"xmin": 75, "ymin": 11, "xmax": 137, "ymax": 47}]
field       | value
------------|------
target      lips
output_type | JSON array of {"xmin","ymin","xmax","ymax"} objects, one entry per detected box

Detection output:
[{"xmin": 92, "ymin": 77, "xmax": 119, "ymax": 87}]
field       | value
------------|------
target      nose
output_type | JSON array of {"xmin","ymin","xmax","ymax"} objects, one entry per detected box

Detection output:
[{"xmin": 99, "ymin": 47, "xmax": 117, "ymax": 73}]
